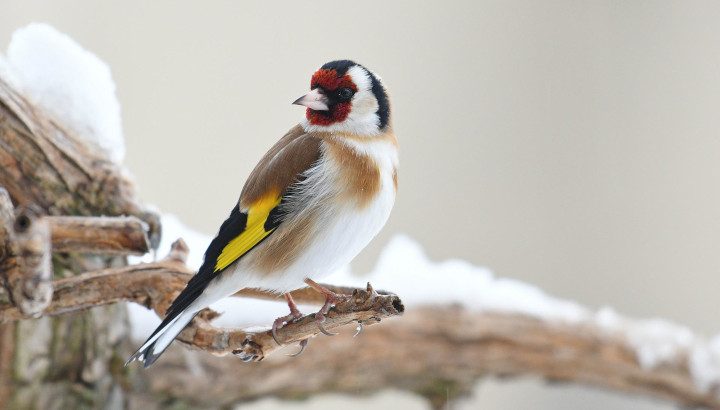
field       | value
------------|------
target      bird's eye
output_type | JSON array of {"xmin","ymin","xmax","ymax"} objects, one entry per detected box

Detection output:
[{"xmin": 338, "ymin": 87, "xmax": 354, "ymax": 100}]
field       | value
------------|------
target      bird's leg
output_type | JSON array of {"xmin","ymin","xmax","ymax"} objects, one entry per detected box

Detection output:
[
  {"xmin": 272, "ymin": 293, "xmax": 304, "ymax": 346},
  {"xmin": 304, "ymin": 278, "xmax": 350, "ymax": 336}
]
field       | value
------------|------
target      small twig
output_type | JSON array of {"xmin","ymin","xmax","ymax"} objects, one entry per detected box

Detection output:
[
  {"xmin": 46, "ymin": 215, "xmax": 150, "ymax": 255},
  {"xmin": 233, "ymin": 283, "xmax": 395, "ymax": 304},
  {"xmin": 178, "ymin": 282, "xmax": 403, "ymax": 361},
  {"xmin": 0, "ymin": 239, "xmax": 192, "ymax": 322}
]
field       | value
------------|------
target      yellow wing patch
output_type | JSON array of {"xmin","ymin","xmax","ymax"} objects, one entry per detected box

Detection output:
[{"xmin": 214, "ymin": 193, "xmax": 281, "ymax": 272}]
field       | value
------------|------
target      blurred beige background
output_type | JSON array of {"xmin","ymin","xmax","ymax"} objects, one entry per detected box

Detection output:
[{"xmin": 2, "ymin": 1, "xmax": 719, "ymax": 409}]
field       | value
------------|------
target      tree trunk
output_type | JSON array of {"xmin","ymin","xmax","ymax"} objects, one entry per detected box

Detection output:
[{"xmin": 0, "ymin": 77, "xmax": 158, "ymax": 409}]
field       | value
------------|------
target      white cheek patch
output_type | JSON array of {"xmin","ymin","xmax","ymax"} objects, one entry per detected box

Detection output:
[
  {"xmin": 348, "ymin": 65, "xmax": 371, "ymax": 93},
  {"xmin": 301, "ymin": 65, "xmax": 382, "ymax": 135},
  {"xmin": 347, "ymin": 66, "xmax": 376, "ymax": 117},
  {"xmin": 350, "ymin": 89, "xmax": 379, "ymax": 116}
]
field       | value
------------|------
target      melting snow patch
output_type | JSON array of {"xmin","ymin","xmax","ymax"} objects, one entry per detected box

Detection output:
[
  {"xmin": 689, "ymin": 336, "xmax": 720, "ymax": 393},
  {"xmin": 5, "ymin": 23, "xmax": 125, "ymax": 163},
  {"xmin": 325, "ymin": 234, "xmax": 590, "ymax": 324},
  {"xmin": 596, "ymin": 306, "xmax": 720, "ymax": 394}
]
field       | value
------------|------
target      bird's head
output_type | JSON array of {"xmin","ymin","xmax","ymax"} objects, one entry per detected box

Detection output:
[{"xmin": 294, "ymin": 60, "xmax": 390, "ymax": 136}]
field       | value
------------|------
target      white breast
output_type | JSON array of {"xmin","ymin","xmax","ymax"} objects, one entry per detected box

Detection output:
[
  {"xmin": 200, "ymin": 138, "xmax": 398, "ymax": 302},
  {"xmin": 254, "ymin": 138, "xmax": 397, "ymax": 292}
]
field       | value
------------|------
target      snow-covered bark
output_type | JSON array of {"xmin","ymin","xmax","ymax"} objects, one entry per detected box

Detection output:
[{"xmin": 3, "ymin": 23, "xmax": 125, "ymax": 163}]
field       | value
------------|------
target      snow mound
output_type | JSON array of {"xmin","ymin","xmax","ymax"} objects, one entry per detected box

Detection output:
[
  {"xmin": 5, "ymin": 23, "xmax": 125, "ymax": 163},
  {"xmin": 325, "ymin": 235, "xmax": 590, "ymax": 324}
]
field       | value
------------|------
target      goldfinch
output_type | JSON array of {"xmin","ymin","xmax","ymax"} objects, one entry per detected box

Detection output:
[{"xmin": 127, "ymin": 60, "xmax": 397, "ymax": 368}]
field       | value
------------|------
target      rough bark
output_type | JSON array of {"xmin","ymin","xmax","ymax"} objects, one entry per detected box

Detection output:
[
  {"xmin": 0, "ymin": 78, "xmax": 160, "ymax": 244},
  {"xmin": 128, "ymin": 307, "xmax": 720, "ymax": 410},
  {"xmin": 0, "ymin": 198, "xmax": 53, "ymax": 315},
  {"xmin": 0, "ymin": 75, "xmax": 158, "ymax": 409},
  {"xmin": 3, "ymin": 233, "xmax": 716, "ymax": 409},
  {"xmin": 0, "ymin": 240, "xmax": 405, "ymax": 364}
]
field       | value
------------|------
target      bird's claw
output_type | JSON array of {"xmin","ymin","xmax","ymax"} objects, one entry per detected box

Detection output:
[
  {"xmin": 272, "ymin": 308, "xmax": 304, "ymax": 346},
  {"xmin": 240, "ymin": 354, "xmax": 256, "ymax": 363},
  {"xmin": 287, "ymin": 339, "xmax": 308, "ymax": 357},
  {"xmin": 314, "ymin": 310, "xmax": 339, "ymax": 336},
  {"xmin": 317, "ymin": 320, "xmax": 338, "ymax": 336},
  {"xmin": 272, "ymin": 326, "xmax": 282, "ymax": 346},
  {"xmin": 354, "ymin": 318, "xmax": 381, "ymax": 337}
]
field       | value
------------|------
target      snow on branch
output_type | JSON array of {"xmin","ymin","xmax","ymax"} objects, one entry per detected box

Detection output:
[
  {"xmin": 5, "ymin": 23, "xmax": 125, "ymax": 163},
  {"xmin": 0, "ymin": 67, "xmax": 160, "ymax": 247}
]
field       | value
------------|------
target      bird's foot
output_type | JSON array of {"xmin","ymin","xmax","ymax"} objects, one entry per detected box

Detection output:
[
  {"xmin": 272, "ymin": 311, "xmax": 303, "ymax": 346},
  {"xmin": 272, "ymin": 293, "xmax": 304, "ymax": 346},
  {"xmin": 305, "ymin": 279, "xmax": 350, "ymax": 336}
]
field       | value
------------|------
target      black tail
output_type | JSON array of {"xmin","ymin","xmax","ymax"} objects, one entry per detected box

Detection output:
[
  {"xmin": 125, "ymin": 309, "xmax": 198, "ymax": 368},
  {"xmin": 127, "ymin": 204, "xmax": 249, "ymax": 368}
]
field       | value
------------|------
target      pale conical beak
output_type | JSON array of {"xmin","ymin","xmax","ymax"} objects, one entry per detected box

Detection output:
[{"xmin": 292, "ymin": 88, "xmax": 329, "ymax": 111}]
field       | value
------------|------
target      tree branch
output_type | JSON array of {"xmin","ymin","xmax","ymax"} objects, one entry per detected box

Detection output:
[
  {"xmin": 179, "ymin": 281, "xmax": 403, "ymax": 360},
  {"xmin": 46, "ymin": 215, "xmax": 150, "ymax": 255},
  {"xmin": 2, "ymin": 233, "xmax": 716, "ymax": 409},
  {"xmin": 0, "ymin": 239, "xmax": 192, "ymax": 322},
  {"xmin": 0, "ymin": 63, "xmax": 162, "ymax": 409},
  {"xmin": 135, "ymin": 307, "xmax": 720, "ymax": 410},
  {"xmin": 0, "ymin": 239, "xmax": 404, "ymax": 363},
  {"xmin": 0, "ymin": 189, "xmax": 152, "ymax": 314}
]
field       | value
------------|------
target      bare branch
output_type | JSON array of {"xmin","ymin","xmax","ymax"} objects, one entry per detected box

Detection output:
[
  {"xmin": 233, "ymin": 284, "xmax": 391, "ymax": 305},
  {"xmin": 0, "ymin": 240, "xmax": 191, "ymax": 322},
  {"xmin": 46, "ymin": 215, "xmax": 150, "ymax": 255},
  {"xmin": 0, "ymin": 231, "xmax": 717, "ymax": 409},
  {"xmin": 0, "ymin": 196, "xmax": 150, "ymax": 314},
  {"xmin": 4, "ymin": 233, "xmax": 715, "ymax": 409},
  {"xmin": 0, "ymin": 239, "xmax": 404, "ymax": 364},
  {"xmin": 178, "ymin": 282, "xmax": 404, "ymax": 360},
  {"xmin": 138, "ymin": 307, "xmax": 720, "ymax": 410}
]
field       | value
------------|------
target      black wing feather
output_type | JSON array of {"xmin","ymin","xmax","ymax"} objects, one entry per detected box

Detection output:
[
  {"xmin": 164, "ymin": 204, "xmax": 248, "ymax": 317},
  {"xmin": 129, "ymin": 200, "xmax": 286, "ymax": 367},
  {"xmin": 134, "ymin": 205, "xmax": 251, "ymax": 351}
]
